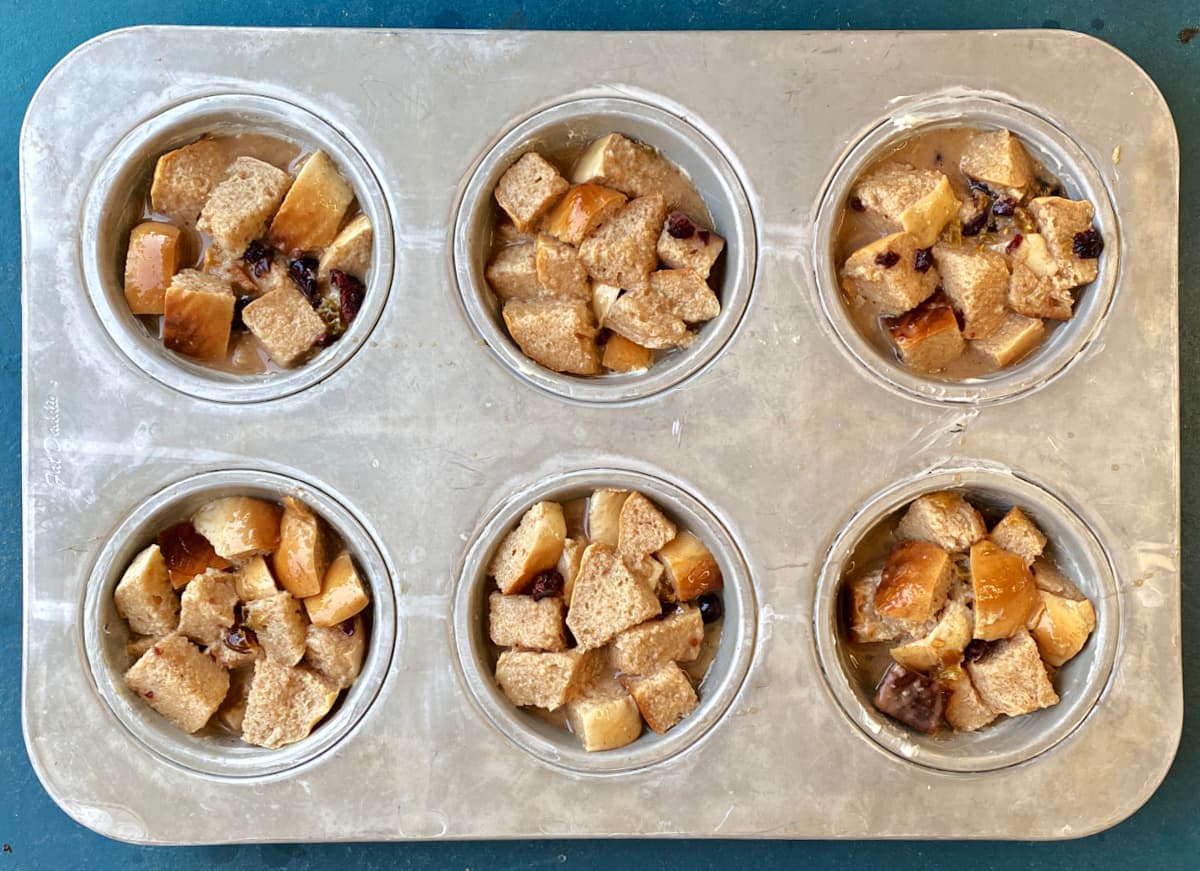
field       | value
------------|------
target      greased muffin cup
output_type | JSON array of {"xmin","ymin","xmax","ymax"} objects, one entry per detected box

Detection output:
[
  {"xmin": 452, "ymin": 466, "xmax": 757, "ymax": 774},
  {"xmin": 812, "ymin": 92, "xmax": 1120, "ymax": 405},
  {"xmin": 812, "ymin": 465, "xmax": 1121, "ymax": 772},
  {"xmin": 452, "ymin": 95, "xmax": 757, "ymax": 404},
  {"xmin": 82, "ymin": 469, "xmax": 397, "ymax": 779},
  {"xmin": 80, "ymin": 93, "xmax": 394, "ymax": 403}
]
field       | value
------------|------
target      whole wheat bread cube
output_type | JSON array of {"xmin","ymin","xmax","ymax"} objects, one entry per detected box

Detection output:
[
  {"xmin": 176, "ymin": 569, "xmax": 239, "ymax": 645},
  {"xmin": 971, "ymin": 311, "xmax": 1045, "ymax": 368},
  {"xmin": 931, "ymin": 244, "xmax": 1009, "ymax": 340},
  {"xmin": 897, "ymin": 491, "xmax": 987, "ymax": 553},
  {"xmin": 842, "ymin": 232, "xmax": 939, "ymax": 316},
  {"xmin": 566, "ymin": 543, "xmax": 661, "ymax": 650},
  {"xmin": 502, "ymin": 300, "xmax": 602, "ymax": 375},
  {"xmin": 565, "ymin": 675, "xmax": 643, "ymax": 752},
  {"xmin": 150, "ymin": 138, "xmax": 234, "ymax": 225},
  {"xmin": 619, "ymin": 661, "xmax": 698, "ymax": 734},
  {"xmin": 114, "ymin": 544, "xmax": 180, "ymax": 637},
  {"xmin": 197, "ymin": 156, "xmax": 292, "ymax": 255},
  {"xmin": 941, "ymin": 665, "xmax": 997, "ymax": 731},
  {"xmin": 656, "ymin": 531, "xmax": 722, "ymax": 601},
  {"xmin": 318, "ymin": 213, "xmax": 373, "ymax": 283},
  {"xmin": 617, "ymin": 491, "xmax": 678, "ymax": 560},
  {"xmin": 884, "ymin": 292, "xmax": 966, "ymax": 373},
  {"xmin": 486, "ymin": 243, "xmax": 543, "ymax": 301},
  {"xmin": 242, "ymin": 658, "xmax": 339, "ymax": 749},
  {"xmin": 603, "ymin": 289, "xmax": 693, "ymax": 350},
  {"xmin": 244, "ymin": 591, "xmax": 309, "ymax": 667},
  {"xmin": 127, "ymin": 634, "xmax": 161, "ymax": 660},
  {"xmin": 843, "ymin": 569, "xmax": 906, "ymax": 643},
  {"xmin": 268, "ymin": 150, "xmax": 354, "ymax": 254},
  {"xmin": 242, "ymin": 286, "xmax": 327, "ymax": 368},
  {"xmin": 649, "ymin": 269, "xmax": 720, "ymax": 323},
  {"xmin": 237, "ymin": 556, "xmax": 280, "ymax": 602},
  {"xmin": 305, "ymin": 614, "xmax": 366, "ymax": 689},
  {"xmin": 488, "ymin": 591, "xmax": 567, "ymax": 652},
  {"xmin": 610, "ymin": 606, "xmax": 704, "ymax": 675},
  {"xmin": 1007, "ymin": 232, "xmax": 1073, "ymax": 320},
  {"xmin": 1030, "ymin": 589, "xmax": 1095, "ymax": 667},
  {"xmin": 162, "ymin": 270, "xmax": 235, "ymax": 360},
  {"xmin": 494, "ymin": 152, "xmax": 569, "ymax": 233},
  {"xmin": 557, "ymin": 536, "xmax": 586, "ymax": 605},
  {"xmin": 889, "ymin": 597, "xmax": 973, "ymax": 672},
  {"xmin": 543, "ymin": 183, "xmax": 628, "ymax": 247},
  {"xmin": 125, "ymin": 221, "xmax": 183, "ymax": 315},
  {"xmin": 965, "ymin": 629, "xmax": 1059, "ymax": 717},
  {"xmin": 587, "ymin": 489, "xmax": 629, "ymax": 547},
  {"xmin": 959, "ymin": 129, "xmax": 1035, "ymax": 198},
  {"xmin": 602, "ymin": 333, "xmax": 653, "ymax": 372},
  {"xmin": 579, "ymin": 194, "xmax": 668, "ymax": 294},
  {"xmin": 192, "ymin": 495, "xmax": 282, "ymax": 560},
  {"xmin": 1029, "ymin": 196, "xmax": 1101, "ymax": 288},
  {"xmin": 874, "ymin": 540, "xmax": 954, "ymax": 626},
  {"xmin": 627, "ymin": 554, "xmax": 666, "ymax": 598},
  {"xmin": 570, "ymin": 133, "xmax": 704, "ymax": 216},
  {"xmin": 989, "ymin": 507, "xmax": 1046, "ymax": 566},
  {"xmin": 534, "ymin": 234, "xmax": 591, "ymax": 302},
  {"xmin": 851, "ymin": 163, "xmax": 960, "ymax": 247},
  {"xmin": 489, "ymin": 501, "xmax": 567, "ymax": 595},
  {"xmin": 657, "ymin": 212, "xmax": 725, "ymax": 279},
  {"xmin": 124, "ymin": 634, "xmax": 230, "ymax": 734},
  {"xmin": 495, "ymin": 647, "xmax": 597, "ymax": 710}
]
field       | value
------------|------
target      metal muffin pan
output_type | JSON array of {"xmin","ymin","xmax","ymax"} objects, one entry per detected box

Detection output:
[{"xmin": 21, "ymin": 28, "xmax": 1179, "ymax": 842}]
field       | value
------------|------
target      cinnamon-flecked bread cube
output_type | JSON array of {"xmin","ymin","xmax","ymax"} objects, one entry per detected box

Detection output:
[
  {"xmin": 1030, "ymin": 587, "xmax": 1096, "ymax": 667},
  {"xmin": 236, "ymin": 556, "xmax": 279, "ymax": 602},
  {"xmin": 989, "ymin": 507, "xmax": 1046, "ymax": 566},
  {"xmin": 897, "ymin": 491, "xmax": 987, "ymax": 553},
  {"xmin": 318, "ymin": 214, "xmax": 373, "ymax": 283},
  {"xmin": 176, "ymin": 569, "xmax": 239, "ymax": 646},
  {"xmin": 657, "ymin": 212, "xmax": 725, "ymax": 279},
  {"xmin": 486, "ymin": 243, "xmax": 542, "ymax": 302},
  {"xmin": 617, "ymin": 492, "xmax": 678, "ymax": 560},
  {"xmin": 502, "ymin": 300, "xmax": 602, "ymax": 376},
  {"xmin": 970, "ymin": 541, "xmax": 1041, "ymax": 641},
  {"xmin": 566, "ymin": 543, "xmax": 661, "ymax": 650},
  {"xmin": 579, "ymin": 194, "xmax": 668, "ymax": 294},
  {"xmin": 885, "ymin": 292, "xmax": 966, "ymax": 373},
  {"xmin": 648, "ymin": 269, "xmax": 720, "ymax": 323},
  {"xmin": 150, "ymin": 138, "xmax": 233, "ymax": 225},
  {"xmin": 242, "ymin": 658, "xmax": 339, "ymax": 749},
  {"xmin": 965, "ymin": 629, "xmax": 1059, "ymax": 717},
  {"xmin": 124, "ymin": 635, "xmax": 230, "ymax": 734},
  {"xmin": 494, "ymin": 152, "xmax": 569, "ymax": 233},
  {"xmin": 543, "ymin": 183, "xmax": 627, "ymax": 247},
  {"xmin": 571, "ymin": 133, "xmax": 703, "ymax": 215},
  {"xmin": 874, "ymin": 540, "xmax": 954, "ymax": 626},
  {"xmin": 125, "ymin": 221, "xmax": 182, "ymax": 315},
  {"xmin": 488, "ymin": 591, "xmax": 567, "ymax": 652},
  {"xmin": 610, "ymin": 606, "xmax": 704, "ymax": 675},
  {"xmin": 565, "ymin": 675, "xmax": 643, "ymax": 751},
  {"xmin": 305, "ymin": 551, "xmax": 369, "ymax": 627},
  {"xmin": 490, "ymin": 501, "xmax": 567, "ymax": 595},
  {"xmin": 244, "ymin": 591, "xmax": 308, "ymax": 667},
  {"xmin": 534, "ymin": 235, "xmax": 591, "ymax": 302},
  {"xmin": 657, "ymin": 531, "xmax": 723, "ymax": 601},
  {"xmin": 241, "ymin": 287, "xmax": 327, "ymax": 368},
  {"xmin": 941, "ymin": 665, "xmax": 997, "ymax": 731},
  {"xmin": 495, "ymin": 648, "xmax": 597, "ymax": 710},
  {"xmin": 851, "ymin": 163, "xmax": 960, "ymax": 247},
  {"xmin": 557, "ymin": 536, "xmax": 586, "ymax": 605},
  {"xmin": 192, "ymin": 496, "xmax": 282, "ymax": 560},
  {"xmin": 1029, "ymin": 196, "xmax": 1101, "ymax": 288},
  {"xmin": 889, "ymin": 597, "xmax": 973, "ymax": 672},
  {"xmin": 162, "ymin": 270, "xmax": 235, "ymax": 360},
  {"xmin": 843, "ymin": 569, "xmax": 906, "ymax": 643},
  {"xmin": 959, "ymin": 129, "xmax": 1035, "ymax": 199},
  {"xmin": 114, "ymin": 544, "xmax": 180, "ymax": 637},
  {"xmin": 602, "ymin": 334, "xmax": 653, "ymax": 372},
  {"xmin": 305, "ymin": 615, "xmax": 366, "ymax": 689},
  {"xmin": 197, "ymin": 156, "xmax": 292, "ymax": 255},
  {"xmin": 932, "ymin": 244, "xmax": 1008, "ymax": 340},
  {"xmin": 971, "ymin": 311, "xmax": 1045, "ymax": 368},
  {"xmin": 587, "ymin": 489, "xmax": 629, "ymax": 547},
  {"xmin": 273, "ymin": 496, "xmax": 330, "ymax": 599},
  {"xmin": 268, "ymin": 150, "xmax": 353, "ymax": 255},
  {"xmin": 842, "ymin": 232, "xmax": 939, "ymax": 316},
  {"xmin": 603, "ymin": 289, "xmax": 693, "ymax": 350},
  {"xmin": 619, "ymin": 661, "xmax": 698, "ymax": 733},
  {"xmin": 1008, "ymin": 232, "xmax": 1074, "ymax": 320}
]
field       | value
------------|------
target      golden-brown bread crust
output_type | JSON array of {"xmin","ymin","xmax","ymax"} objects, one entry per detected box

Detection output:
[
  {"xmin": 273, "ymin": 496, "xmax": 329, "ymax": 599},
  {"xmin": 268, "ymin": 150, "xmax": 354, "ymax": 255},
  {"xmin": 124, "ymin": 221, "xmax": 182, "ymax": 315},
  {"xmin": 969, "ymin": 540, "xmax": 1041, "ymax": 641},
  {"xmin": 543, "ymin": 183, "xmax": 628, "ymax": 247},
  {"xmin": 874, "ymin": 539, "xmax": 954, "ymax": 626},
  {"xmin": 162, "ymin": 269, "xmax": 235, "ymax": 360}
]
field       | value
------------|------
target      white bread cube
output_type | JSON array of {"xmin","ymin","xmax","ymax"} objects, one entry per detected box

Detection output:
[
  {"xmin": 989, "ymin": 507, "xmax": 1047, "ymax": 566},
  {"xmin": 842, "ymin": 232, "xmax": 939, "ymax": 316},
  {"xmin": 579, "ymin": 194, "xmax": 668, "ymax": 294},
  {"xmin": 971, "ymin": 311, "xmax": 1045, "ymax": 368},
  {"xmin": 875, "ymin": 540, "xmax": 954, "ymax": 626},
  {"xmin": 242, "ymin": 658, "xmax": 339, "ymax": 749},
  {"xmin": 268, "ymin": 150, "xmax": 354, "ymax": 254},
  {"xmin": 941, "ymin": 665, "xmax": 997, "ymax": 731},
  {"xmin": 1029, "ymin": 196, "xmax": 1101, "ymax": 288},
  {"xmin": 114, "ymin": 544, "xmax": 179, "ymax": 637},
  {"xmin": 495, "ymin": 647, "xmax": 597, "ymax": 710},
  {"xmin": 1030, "ymin": 589, "xmax": 1096, "ymax": 667},
  {"xmin": 566, "ymin": 543, "xmax": 661, "ymax": 650},
  {"xmin": 619, "ymin": 661, "xmax": 698, "ymax": 734},
  {"xmin": 657, "ymin": 212, "xmax": 725, "ymax": 279},
  {"xmin": 305, "ymin": 615, "xmax": 366, "ymax": 689},
  {"xmin": 648, "ymin": 269, "xmax": 720, "ymax": 323},
  {"xmin": 242, "ymin": 287, "xmax": 327, "ymax": 368},
  {"xmin": 1008, "ymin": 232, "xmax": 1073, "ymax": 320},
  {"xmin": 273, "ymin": 496, "xmax": 330, "ymax": 599},
  {"xmin": 889, "ymin": 598, "xmax": 973, "ymax": 672},
  {"xmin": 543, "ymin": 183, "xmax": 628, "ymax": 246},
  {"xmin": 318, "ymin": 214, "xmax": 373, "ymax": 283},
  {"xmin": 150, "ymin": 138, "xmax": 233, "ymax": 225},
  {"xmin": 966, "ymin": 628, "xmax": 1059, "ymax": 717},
  {"xmin": 565, "ymin": 676, "xmax": 643, "ymax": 752},
  {"xmin": 602, "ymin": 334, "xmax": 654, "ymax": 372},
  {"xmin": 494, "ymin": 152, "xmax": 569, "ymax": 233},
  {"xmin": 162, "ymin": 269, "xmax": 235, "ymax": 360},
  {"xmin": 502, "ymin": 300, "xmax": 602, "ymax": 376},
  {"xmin": 534, "ymin": 234, "xmax": 591, "ymax": 302},
  {"xmin": 587, "ymin": 489, "xmax": 629, "ymax": 547},
  {"xmin": 852, "ymin": 163, "xmax": 960, "ymax": 247},
  {"xmin": 970, "ymin": 541, "xmax": 1041, "ymax": 641},
  {"xmin": 603, "ymin": 289, "xmax": 693, "ymax": 350},
  {"xmin": 124, "ymin": 635, "xmax": 230, "ymax": 734},
  {"xmin": 843, "ymin": 569, "xmax": 905, "ymax": 643},
  {"xmin": 197, "ymin": 156, "xmax": 292, "ymax": 255},
  {"xmin": 191, "ymin": 496, "xmax": 282, "ymax": 561},
  {"xmin": 244, "ymin": 591, "xmax": 309, "ymax": 667},
  {"xmin": 932, "ymin": 244, "xmax": 1008, "ymax": 340},
  {"xmin": 486, "ymin": 243, "xmax": 543, "ymax": 301},
  {"xmin": 897, "ymin": 491, "xmax": 987, "ymax": 554},
  {"xmin": 959, "ymin": 129, "xmax": 1034, "ymax": 199},
  {"xmin": 885, "ymin": 292, "xmax": 966, "ymax": 373},
  {"xmin": 305, "ymin": 551, "xmax": 369, "ymax": 627},
  {"xmin": 657, "ymin": 531, "xmax": 722, "ymax": 602},
  {"xmin": 489, "ymin": 501, "xmax": 567, "ymax": 595},
  {"xmin": 488, "ymin": 591, "xmax": 567, "ymax": 652},
  {"xmin": 617, "ymin": 491, "xmax": 677, "ymax": 560},
  {"xmin": 176, "ymin": 569, "xmax": 239, "ymax": 646},
  {"xmin": 557, "ymin": 536, "xmax": 586, "ymax": 605},
  {"xmin": 571, "ymin": 133, "xmax": 701, "ymax": 214},
  {"xmin": 236, "ymin": 556, "xmax": 279, "ymax": 602},
  {"xmin": 610, "ymin": 606, "xmax": 704, "ymax": 675}
]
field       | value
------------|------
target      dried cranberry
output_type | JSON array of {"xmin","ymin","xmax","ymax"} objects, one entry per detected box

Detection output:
[
  {"xmin": 963, "ymin": 639, "xmax": 990, "ymax": 663},
  {"xmin": 288, "ymin": 257, "xmax": 321, "ymax": 307},
  {"xmin": 1072, "ymin": 228, "xmax": 1104, "ymax": 259},
  {"xmin": 330, "ymin": 269, "xmax": 366, "ymax": 324},
  {"xmin": 992, "ymin": 197, "xmax": 1017, "ymax": 217},
  {"xmin": 698, "ymin": 230, "xmax": 711, "ymax": 245},
  {"xmin": 231, "ymin": 294, "xmax": 254, "ymax": 331},
  {"xmin": 242, "ymin": 240, "xmax": 273, "ymax": 277},
  {"xmin": 223, "ymin": 627, "xmax": 253, "ymax": 654},
  {"xmin": 144, "ymin": 691, "xmax": 155, "ymax": 699},
  {"xmin": 873, "ymin": 663, "xmax": 946, "ymax": 734},
  {"xmin": 967, "ymin": 178, "xmax": 993, "ymax": 196},
  {"xmin": 874, "ymin": 250, "xmax": 901, "ymax": 268},
  {"xmin": 341, "ymin": 618, "xmax": 357, "ymax": 637},
  {"xmin": 698, "ymin": 593, "xmax": 723, "ymax": 624},
  {"xmin": 529, "ymin": 570, "xmax": 564, "ymax": 601},
  {"xmin": 1006, "ymin": 234, "xmax": 1024, "ymax": 255},
  {"xmin": 961, "ymin": 212, "xmax": 989, "ymax": 237},
  {"xmin": 151, "ymin": 646, "xmax": 162, "ymax": 656},
  {"xmin": 660, "ymin": 598, "xmax": 678, "ymax": 617},
  {"xmin": 913, "ymin": 248, "xmax": 933, "ymax": 273},
  {"xmin": 849, "ymin": 196, "xmax": 866, "ymax": 212},
  {"xmin": 666, "ymin": 213, "xmax": 696, "ymax": 239},
  {"xmin": 595, "ymin": 328, "xmax": 611, "ymax": 347}
]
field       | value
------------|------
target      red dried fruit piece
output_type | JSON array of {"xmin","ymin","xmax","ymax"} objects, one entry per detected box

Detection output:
[
  {"xmin": 144, "ymin": 691, "xmax": 155, "ymax": 699},
  {"xmin": 1006, "ymin": 234, "xmax": 1024, "ymax": 255},
  {"xmin": 340, "ymin": 618, "xmax": 357, "ymax": 637},
  {"xmin": 242, "ymin": 240, "xmax": 273, "ymax": 278},
  {"xmin": 961, "ymin": 212, "xmax": 989, "ymax": 237},
  {"xmin": 151, "ymin": 645, "xmax": 162, "ymax": 656},
  {"xmin": 992, "ymin": 198, "xmax": 1017, "ymax": 217},
  {"xmin": 698, "ymin": 230, "xmax": 711, "ymax": 245},
  {"xmin": 874, "ymin": 250, "xmax": 901, "ymax": 268},
  {"xmin": 913, "ymin": 248, "xmax": 933, "ymax": 273},
  {"xmin": 156, "ymin": 522, "xmax": 230, "ymax": 587},
  {"xmin": 288, "ymin": 257, "xmax": 321, "ymax": 307},
  {"xmin": 666, "ymin": 213, "xmax": 696, "ymax": 239},
  {"xmin": 330, "ymin": 269, "xmax": 366, "ymax": 325},
  {"xmin": 528, "ymin": 569, "xmax": 564, "ymax": 601},
  {"xmin": 1072, "ymin": 228, "xmax": 1104, "ymax": 259}
]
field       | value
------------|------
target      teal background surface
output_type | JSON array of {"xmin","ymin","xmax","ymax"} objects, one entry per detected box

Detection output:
[{"xmin": 4, "ymin": 1, "xmax": 1196, "ymax": 867}]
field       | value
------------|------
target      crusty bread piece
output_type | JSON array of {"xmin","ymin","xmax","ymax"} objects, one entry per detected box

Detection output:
[
  {"xmin": 150, "ymin": 138, "xmax": 233, "ymax": 225},
  {"xmin": 970, "ymin": 540, "xmax": 1041, "ymax": 641},
  {"xmin": 305, "ymin": 614, "xmax": 366, "ymax": 689},
  {"xmin": 959, "ymin": 129, "xmax": 1035, "ymax": 199},
  {"xmin": 1028, "ymin": 196, "xmax": 1101, "ymax": 288},
  {"xmin": 502, "ymin": 300, "xmax": 602, "ymax": 376},
  {"xmin": 566, "ymin": 543, "xmax": 661, "ymax": 650},
  {"xmin": 966, "ymin": 628, "xmax": 1059, "ymax": 717},
  {"xmin": 125, "ymin": 221, "xmax": 182, "ymax": 315},
  {"xmin": 318, "ymin": 214, "xmax": 373, "ymax": 283},
  {"xmin": 610, "ymin": 606, "xmax": 704, "ymax": 675},
  {"xmin": 305, "ymin": 551, "xmax": 369, "ymax": 627},
  {"xmin": 242, "ymin": 658, "xmax": 339, "ymax": 749},
  {"xmin": 971, "ymin": 311, "xmax": 1045, "ymax": 368},
  {"xmin": 268, "ymin": 150, "xmax": 354, "ymax": 254},
  {"xmin": 940, "ymin": 665, "xmax": 997, "ymax": 731},
  {"xmin": 486, "ymin": 243, "xmax": 543, "ymax": 302},
  {"xmin": 495, "ymin": 152, "xmax": 569, "ymax": 233},
  {"xmin": 273, "ymin": 496, "xmax": 330, "ymax": 599},
  {"xmin": 176, "ymin": 569, "xmax": 239, "ymax": 646},
  {"xmin": 897, "ymin": 491, "xmax": 987, "ymax": 554},
  {"xmin": 217, "ymin": 666, "xmax": 252, "ymax": 735},
  {"xmin": 124, "ymin": 634, "xmax": 230, "ymax": 734},
  {"xmin": 603, "ymin": 288, "xmax": 693, "ymax": 350},
  {"xmin": 1008, "ymin": 232, "xmax": 1074, "ymax": 320},
  {"xmin": 587, "ymin": 489, "xmax": 629, "ymax": 547},
  {"xmin": 162, "ymin": 269, "xmax": 235, "ymax": 360},
  {"xmin": 931, "ymin": 244, "xmax": 1008, "ymax": 340},
  {"xmin": 656, "ymin": 530, "xmax": 723, "ymax": 602},
  {"xmin": 843, "ymin": 569, "xmax": 906, "ymax": 643},
  {"xmin": 602, "ymin": 333, "xmax": 653, "ymax": 372},
  {"xmin": 619, "ymin": 661, "xmax": 698, "ymax": 734},
  {"xmin": 543, "ymin": 183, "xmax": 627, "ymax": 247},
  {"xmin": 244, "ymin": 591, "xmax": 309, "ymax": 667},
  {"xmin": 242, "ymin": 286, "xmax": 327, "ymax": 368},
  {"xmin": 657, "ymin": 212, "xmax": 725, "ymax": 280},
  {"xmin": 565, "ymin": 674, "xmax": 642, "ymax": 752},
  {"xmin": 114, "ymin": 544, "xmax": 180, "ymax": 637},
  {"xmin": 127, "ymin": 634, "xmax": 161, "ymax": 660},
  {"xmin": 989, "ymin": 507, "xmax": 1047, "ymax": 567},
  {"xmin": 885, "ymin": 292, "xmax": 965, "ymax": 373},
  {"xmin": 841, "ymin": 232, "xmax": 939, "ymax": 316},
  {"xmin": 889, "ymin": 597, "xmax": 973, "ymax": 672},
  {"xmin": 571, "ymin": 133, "xmax": 705, "ymax": 216},
  {"xmin": 874, "ymin": 539, "xmax": 954, "ymax": 626},
  {"xmin": 192, "ymin": 496, "xmax": 282, "ymax": 561},
  {"xmin": 157, "ymin": 521, "xmax": 232, "ymax": 589},
  {"xmin": 579, "ymin": 194, "xmax": 668, "ymax": 294},
  {"xmin": 495, "ymin": 647, "xmax": 597, "ymax": 710},
  {"xmin": 557, "ymin": 536, "xmax": 586, "ymax": 606},
  {"xmin": 488, "ymin": 591, "xmax": 567, "ymax": 652},
  {"xmin": 534, "ymin": 234, "xmax": 591, "ymax": 302},
  {"xmin": 1030, "ymin": 589, "xmax": 1096, "ymax": 667},
  {"xmin": 617, "ymin": 491, "xmax": 678, "ymax": 560},
  {"xmin": 236, "ymin": 556, "xmax": 279, "ymax": 602},
  {"xmin": 852, "ymin": 162, "xmax": 960, "ymax": 247},
  {"xmin": 1031, "ymin": 558, "xmax": 1085, "ymax": 599},
  {"xmin": 648, "ymin": 268, "xmax": 720, "ymax": 323},
  {"xmin": 197, "ymin": 156, "xmax": 292, "ymax": 255},
  {"xmin": 489, "ymin": 501, "xmax": 567, "ymax": 595}
]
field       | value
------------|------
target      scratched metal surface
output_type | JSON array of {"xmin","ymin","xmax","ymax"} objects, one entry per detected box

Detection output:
[{"xmin": 20, "ymin": 28, "xmax": 1179, "ymax": 842}]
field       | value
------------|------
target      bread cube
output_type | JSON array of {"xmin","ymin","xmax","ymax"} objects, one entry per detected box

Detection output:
[
  {"xmin": 648, "ymin": 269, "xmax": 720, "ymax": 323},
  {"xmin": 244, "ymin": 591, "xmax": 308, "ymax": 667},
  {"xmin": 565, "ymin": 676, "xmax": 643, "ymax": 751},
  {"xmin": 619, "ymin": 661, "xmax": 698, "ymax": 734},
  {"xmin": 610, "ymin": 606, "xmax": 704, "ymax": 675},
  {"xmin": 114, "ymin": 544, "xmax": 180, "ymax": 637},
  {"xmin": 197, "ymin": 156, "xmax": 292, "ymax": 255},
  {"xmin": 587, "ymin": 489, "xmax": 629, "ymax": 547},
  {"xmin": 305, "ymin": 551, "xmax": 369, "ymax": 627},
  {"xmin": 191, "ymin": 496, "xmax": 282, "ymax": 561},
  {"xmin": 150, "ymin": 138, "xmax": 233, "ymax": 225},
  {"xmin": 495, "ymin": 648, "xmax": 597, "ymax": 710},
  {"xmin": 494, "ymin": 152, "xmax": 569, "ymax": 233},
  {"xmin": 657, "ymin": 531, "xmax": 723, "ymax": 602},
  {"xmin": 931, "ymin": 244, "xmax": 1008, "ymax": 340},
  {"xmin": 272, "ymin": 496, "xmax": 330, "ymax": 599},
  {"xmin": 162, "ymin": 269, "xmax": 235, "ymax": 360},
  {"xmin": 1029, "ymin": 197, "xmax": 1101, "ymax": 288},
  {"xmin": 592, "ymin": 282, "xmax": 621, "ymax": 324},
  {"xmin": 124, "ymin": 635, "xmax": 230, "ymax": 734},
  {"xmin": 156, "ymin": 521, "xmax": 231, "ymax": 589},
  {"xmin": 989, "ymin": 507, "xmax": 1046, "ymax": 566},
  {"xmin": 571, "ymin": 133, "xmax": 699, "ymax": 214},
  {"xmin": 884, "ymin": 292, "xmax": 966, "ymax": 373},
  {"xmin": 875, "ymin": 540, "xmax": 954, "ymax": 626},
  {"xmin": 970, "ymin": 541, "xmax": 1041, "ymax": 641},
  {"xmin": 205, "ymin": 625, "xmax": 260, "ymax": 670},
  {"xmin": 966, "ymin": 629, "xmax": 1059, "ymax": 717},
  {"xmin": 1008, "ymin": 233, "xmax": 1074, "ymax": 320},
  {"xmin": 485, "ymin": 243, "xmax": 542, "ymax": 302},
  {"xmin": 490, "ymin": 501, "xmax": 567, "ymax": 595},
  {"xmin": 897, "ymin": 491, "xmax": 987, "ymax": 553},
  {"xmin": 535, "ymin": 235, "xmax": 591, "ymax": 302},
  {"xmin": 236, "ymin": 556, "xmax": 279, "ymax": 602},
  {"xmin": 579, "ymin": 194, "xmax": 668, "ymax": 294},
  {"xmin": 617, "ymin": 492, "xmax": 677, "ymax": 560},
  {"xmin": 843, "ymin": 569, "xmax": 906, "ymax": 643},
  {"xmin": 543, "ymin": 183, "xmax": 627, "ymax": 247},
  {"xmin": 852, "ymin": 163, "xmax": 960, "ymax": 247},
  {"xmin": 502, "ymin": 300, "xmax": 602, "ymax": 376},
  {"xmin": 1030, "ymin": 589, "xmax": 1096, "ymax": 667},
  {"xmin": 657, "ymin": 212, "xmax": 725, "ymax": 279},
  {"xmin": 628, "ymin": 554, "xmax": 666, "ymax": 599},
  {"xmin": 602, "ymin": 333, "xmax": 653, "ymax": 372},
  {"xmin": 842, "ymin": 232, "xmax": 939, "ymax": 316},
  {"xmin": 603, "ymin": 290, "xmax": 693, "ymax": 350},
  {"xmin": 1031, "ymin": 558, "xmax": 1083, "ymax": 598},
  {"xmin": 218, "ymin": 667, "xmax": 252, "ymax": 735},
  {"xmin": 318, "ymin": 214, "xmax": 373, "ymax": 282},
  {"xmin": 557, "ymin": 536, "xmax": 586, "ymax": 606},
  {"xmin": 971, "ymin": 311, "xmax": 1045, "ymax": 368},
  {"xmin": 566, "ymin": 543, "xmax": 661, "ymax": 650},
  {"xmin": 242, "ymin": 286, "xmax": 326, "ymax": 368},
  {"xmin": 127, "ymin": 634, "xmax": 161, "ymax": 660},
  {"xmin": 242, "ymin": 658, "xmax": 339, "ymax": 749},
  {"xmin": 268, "ymin": 150, "xmax": 353, "ymax": 254},
  {"xmin": 305, "ymin": 615, "xmax": 366, "ymax": 689},
  {"xmin": 176, "ymin": 569, "xmax": 239, "ymax": 646},
  {"xmin": 959, "ymin": 129, "xmax": 1035, "ymax": 198},
  {"xmin": 941, "ymin": 665, "xmax": 997, "ymax": 731},
  {"xmin": 488, "ymin": 591, "xmax": 567, "ymax": 652},
  {"xmin": 889, "ymin": 598, "xmax": 973, "ymax": 672},
  {"xmin": 124, "ymin": 221, "xmax": 182, "ymax": 315}
]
